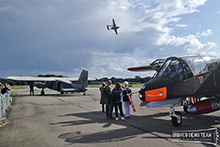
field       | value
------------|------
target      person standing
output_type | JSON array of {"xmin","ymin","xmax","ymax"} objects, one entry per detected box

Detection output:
[
  {"xmin": 105, "ymin": 80, "xmax": 114, "ymax": 119},
  {"xmin": 112, "ymin": 82, "xmax": 125, "ymax": 121},
  {"xmin": 29, "ymin": 82, "xmax": 34, "ymax": 95},
  {"xmin": 99, "ymin": 83, "xmax": 106, "ymax": 112},
  {"xmin": 122, "ymin": 81, "xmax": 132, "ymax": 118}
]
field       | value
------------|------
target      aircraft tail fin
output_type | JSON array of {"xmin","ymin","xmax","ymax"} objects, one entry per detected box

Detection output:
[{"xmin": 76, "ymin": 70, "xmax": 88, "ymax": 89}]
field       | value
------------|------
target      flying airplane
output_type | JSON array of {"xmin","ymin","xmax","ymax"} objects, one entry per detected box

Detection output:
[
  {"xmin": 7, "ymin": 70, "xmax": 88, "ymax": 95},
  {"xmin": 107, "ymin": 19, "xmax": 120, "ymax": 35},
  {"xmin": 128, "ymin": 55, "xmax": 220, "ymax": 126}
]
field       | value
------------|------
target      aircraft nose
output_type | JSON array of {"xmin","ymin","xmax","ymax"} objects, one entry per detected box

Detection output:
[
  {"xmin": 138, "ymin": 77, "xmax": 179, "ymax": 102},
  {"xmin": 138, "ymin": 85, "xmax": 146, "ymax": 101}
]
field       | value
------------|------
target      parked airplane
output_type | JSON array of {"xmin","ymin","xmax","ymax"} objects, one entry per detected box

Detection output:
[
  {"xmin": 128, "ymin": 55, "xmax": 220, "ymax": 126},
  {"xmin": 107, "ymin": 19, "xmax": 120, "ymax": 35},
  {"xmin": 7, "ymin": 70, "xmax": 88, "ymax": 95}
]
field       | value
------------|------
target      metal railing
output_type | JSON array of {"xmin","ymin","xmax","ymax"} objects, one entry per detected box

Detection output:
[{"xmin": 0, "ymin": 92, "xmax": 11, "ymax": 121}]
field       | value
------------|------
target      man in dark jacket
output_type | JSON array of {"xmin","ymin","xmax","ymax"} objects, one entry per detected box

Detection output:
[{"xmin": 104, "ymin": 80, "xmax": 114, "ymax": 119}]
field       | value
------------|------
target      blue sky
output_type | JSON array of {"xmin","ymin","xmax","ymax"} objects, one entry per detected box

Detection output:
[{"xmin": 0, "ymin": 0, "xmax": 219, "ymax": 79}]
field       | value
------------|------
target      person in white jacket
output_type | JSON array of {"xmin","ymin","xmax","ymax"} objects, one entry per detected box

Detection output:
[{"xmin": 122, "ymin": 81, "xmax": 132, "ymax": 118}]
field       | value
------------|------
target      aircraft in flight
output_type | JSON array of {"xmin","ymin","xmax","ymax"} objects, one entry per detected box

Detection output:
[
  {"xmin": 7, "ymin": 70, "xmax": 88, "ymax": 95},
  {"xmin": 107, "ymin": 19, "xmax": 120, "ymax": 35},
  {"xmin": 128, "ymin": 55, "xmax": 220, "ymax": 126}
]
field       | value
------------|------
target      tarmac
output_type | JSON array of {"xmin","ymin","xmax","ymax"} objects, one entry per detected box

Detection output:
[{"xmin": 0, "ymin": 87, "xmax": 219, "ymax": 147}]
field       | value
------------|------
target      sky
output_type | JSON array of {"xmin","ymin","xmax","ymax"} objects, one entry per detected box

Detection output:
[{"xmin": 0, "ymin": 0, "xmax": 219, "ymax": 79}]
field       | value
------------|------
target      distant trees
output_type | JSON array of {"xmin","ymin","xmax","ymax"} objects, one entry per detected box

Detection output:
[
  {"xmin": 88, "ymin": 76, "xmax": 152, "ymax": 85},
  {"xmin": 37, "ymin": 74, "xmax": 63, "ymax": 77}
]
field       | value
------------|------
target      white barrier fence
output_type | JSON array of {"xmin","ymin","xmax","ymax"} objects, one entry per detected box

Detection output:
[{"xmin": 0, "ymin": 93, "xmax": 11, "ymax": 121}]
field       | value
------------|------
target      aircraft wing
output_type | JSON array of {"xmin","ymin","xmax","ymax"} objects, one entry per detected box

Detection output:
[
  {"xmin": 7, "ymin": 76, "xmax": 78, "ymax": 82},
  {"xmin": 114, "ymin": 29, "xmax": 118, "ymax": 35},
  {"xmin": 56, "ymin": 79, "xmax": 72, "ymax": 84},
  {"xmin": 7, "ymin": 76, "xmax": 56, "ymax": 81},
  {"xmin": 112, "ymin": 19, "xmax": 116, "ymax": 26},
  {"xmin": 8, "ymin": 76, "xmax": 95, "ymax": 82}
]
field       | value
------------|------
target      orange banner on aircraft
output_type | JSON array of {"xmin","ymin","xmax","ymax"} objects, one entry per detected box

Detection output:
[{"xmin": 145, "ymin": 87, "xmax": 167, "ymax": 102}]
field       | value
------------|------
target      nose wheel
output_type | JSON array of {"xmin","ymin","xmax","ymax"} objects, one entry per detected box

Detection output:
[{"xmin": 170, "ymin": 106, "xmax": 182, "ymax": 127}]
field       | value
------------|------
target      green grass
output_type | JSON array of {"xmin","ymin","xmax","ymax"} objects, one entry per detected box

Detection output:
[{"xmin": 11, "ymin": 85, "xmax": 27, "ymax": 89}]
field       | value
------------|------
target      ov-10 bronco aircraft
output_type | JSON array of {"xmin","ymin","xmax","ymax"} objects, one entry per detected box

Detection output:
[
  {"xmin": 128, "ymin": 55, "xmax": 220, "ymax": 126},
  {"xmin": 107, "ymin": 19, "xmax": 120, "ymax": 35},
  {"xmin": 7, "ymin": 70, "xmax": 88, "ymax": 95}
]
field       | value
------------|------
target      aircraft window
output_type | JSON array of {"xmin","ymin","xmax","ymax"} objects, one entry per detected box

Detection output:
[
  {"xmin": 182, "ymin": 56, "xmax": 208, "ymax": 76},
  {"xmin": 156, "ymin": 59, "xmax": 172, "ymax": 78},
  {"xmin": 181, "ymin": 61, "xmax": 193, "ymax": 79},
  {"xmin": 157, "ymin": 58, "xmax": 184, "ymax": 81},
  {"xmin": 203, "ymin": 56, "xmax": 220, "ymax": 71}
]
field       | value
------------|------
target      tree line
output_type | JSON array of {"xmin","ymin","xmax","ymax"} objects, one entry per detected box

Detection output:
[{"xmin": 89, "ymin": 76, "xmax": 152, "ymax": 85}]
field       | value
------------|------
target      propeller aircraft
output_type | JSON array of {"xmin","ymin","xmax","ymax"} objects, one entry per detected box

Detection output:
[
  {"xmin": 8, "ymin": 70, "xmax": 89, "ymax": 95},
  {"xmin": 107, "ymin": 19, "xmax": 120, "ymax": 35},
  {"xmin": 128, "ymin": 55, "xmax": 220, "ymax": 126}
]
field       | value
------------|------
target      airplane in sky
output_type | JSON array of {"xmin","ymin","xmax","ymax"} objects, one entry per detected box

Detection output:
[
  {"xmin": 107, "ymin": 19, "xmax": 120, "ymax": 35},
  {"xmin": 7, "ymin": 70, "xmax": 89, "ymax": 95},
  {"xmin": 128, "ymin": 55, "xmax": 220, "ymax": 126}
]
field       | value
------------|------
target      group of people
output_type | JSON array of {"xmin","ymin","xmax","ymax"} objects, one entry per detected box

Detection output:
[
  {"xmin": 0, "ymin": 83, "xmax": 11, "ymax": 95},
  {"xmin": 99, "ymin": 80, "xmax": 132, "ymax": 121}
]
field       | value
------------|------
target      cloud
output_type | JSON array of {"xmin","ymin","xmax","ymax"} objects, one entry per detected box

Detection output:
[
  {"xmin": 175, "ymin": 24, "xmax": 188, "ymax": 27},
  {"xmin": 0, "ymin": 0, "xmax": 217, "ymax": 79},
  {"xmin": 196, "ymin": 29, "xmax": 213, "ymax": 37}
]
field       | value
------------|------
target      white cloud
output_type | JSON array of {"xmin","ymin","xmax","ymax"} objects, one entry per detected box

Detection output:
[
  {"xmin": 175, "ymin": 24, "xmax": 188, "ymax": 27},
  {"xmin": 196, "ymin": 29, "xmax": 213, "ymax": 37},
  {"xmin": 0, "ymin": 0, "xmax": 217, "ymax": 78}
]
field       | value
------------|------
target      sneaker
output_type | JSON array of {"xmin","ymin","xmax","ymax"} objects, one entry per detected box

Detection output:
[
  {"xmin": 121, "ymin": 117, "xmax": 125, "ymax": 121},
  {"xmin": 115, "ymin": 117, "xmax": 119, "ymax": 121}
]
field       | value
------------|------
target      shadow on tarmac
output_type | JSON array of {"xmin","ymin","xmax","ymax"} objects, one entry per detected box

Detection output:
[
  {"xmin": 12, "ymin": 93, "xmax": 94, "ymax": 98},
  {"xmin": 51, "ymin": 111, "xmax": 220, "ymax": 146}
]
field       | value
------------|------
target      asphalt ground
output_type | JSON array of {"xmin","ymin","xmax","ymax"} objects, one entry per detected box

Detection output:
[{"xmin": 0, "ymin": 88, "xmax": 219, "ymax": 147}]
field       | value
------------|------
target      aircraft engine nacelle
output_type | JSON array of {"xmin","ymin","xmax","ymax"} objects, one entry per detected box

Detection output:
[
  {"xmin": 187, "ymin": 98, "xmax": 220, "ymax": 114},
  {"xmin": 34, "ymin": 82, "xmax": 46, "ymax": 89}
]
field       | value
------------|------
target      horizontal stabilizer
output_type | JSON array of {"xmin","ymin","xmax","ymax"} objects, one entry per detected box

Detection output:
[{"xmin": 127, "ymin": 66, "xmax": 158, "ymax": 72}]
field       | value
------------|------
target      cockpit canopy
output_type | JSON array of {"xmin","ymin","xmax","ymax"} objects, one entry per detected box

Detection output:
[{"xmin": 156, "ymin": 55, "xmax": 220, "ymax": 81}]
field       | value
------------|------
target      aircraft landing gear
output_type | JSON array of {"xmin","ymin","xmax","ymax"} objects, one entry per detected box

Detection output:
[
  {"xmin": 183, "ymin": 105, "xmax": 189, "ymax": 113},
  {"xmin": 41, "ymin": 88, "xmax": 45, "ymax": 95},
  {"xmin": 182, "ymin": 97, "xmax": 201, "ymax": 113},
  {"xmin": 170, "ymin": 106, "xmax": 182, "ymax": 127}
]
